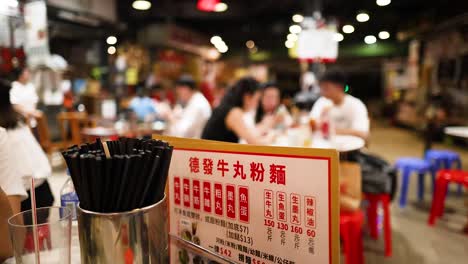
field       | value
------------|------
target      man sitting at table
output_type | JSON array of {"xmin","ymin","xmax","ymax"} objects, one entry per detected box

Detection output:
[
  {"xmin": 167, "ymin": 75, "xmax": 212, "ymax": 138},
  {"xmin": 310, "ymin": 69, "xmax": 370, "ymax": 140}
]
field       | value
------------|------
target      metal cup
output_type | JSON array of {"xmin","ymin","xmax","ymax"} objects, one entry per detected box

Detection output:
[{"xmin": 77, "ymin": 195, "xmax": 168, "ymax": 264}]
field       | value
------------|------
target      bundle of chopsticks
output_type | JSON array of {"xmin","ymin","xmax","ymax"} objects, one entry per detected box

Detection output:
[{"xmin": 61, "ymin": 138, "xmax": 173, "ymax": 213}]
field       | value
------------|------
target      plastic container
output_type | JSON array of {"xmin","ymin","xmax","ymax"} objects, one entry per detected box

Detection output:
[{"xmin": 60, "ymin": 173, "xmax": 79, "ymax": 220}]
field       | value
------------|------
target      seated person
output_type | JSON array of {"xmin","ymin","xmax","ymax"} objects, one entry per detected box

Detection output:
[
  {"xmin": 167, "ymin": 75, "xmax": 212, "ymax": 138},
  {"xmin": 310, "ymin": 70, "xmax": 370, "ymax": 140},
  {"xmin": 254, "ymin": 82, "xmax": 293, "ymax": 132},
  {"xmin": 202, "ymin": 77, "xmax": 273, "ymax": 145},
  {"xmin": 129, "ymin": 86, "xmax": 159, "ymax": 122},
  {"xmin": 10, "ymin": 67, "xmax": 42, "ymax": 120}
]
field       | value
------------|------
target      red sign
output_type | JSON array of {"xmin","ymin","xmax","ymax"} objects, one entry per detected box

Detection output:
[
  {"xmin": 174, "ymin": 177, "xmax": 181, "ymax": 205},
  {"xmin": 226, "ymin": 185, "xmax": 236, "ymax": 219},
  {"xmin": 183, "ymin": 178, "xmax": 190, "ymax": 208},
  {"xmin": 193, "ymin": 180, "xmax": 201, "ymax": 210},
  {"xmin": 203, "ymin": 181, "xmax": 212, "ymax": 213},
  {"xmin": 239, "ymin": 186, "xmax": 249, "ymax": 223},
  {"xmin": 214, "ymin": 183, "xmax": 223, "ymax": 216}
]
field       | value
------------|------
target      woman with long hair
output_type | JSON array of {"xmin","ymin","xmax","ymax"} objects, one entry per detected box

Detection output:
[
  {"xmin": 0, "ymin": 79, "xmax": 54, "ymax": 224},
  {"xmin": 202, "ymin": 77, "xmax": 272, "ymax": 144}
]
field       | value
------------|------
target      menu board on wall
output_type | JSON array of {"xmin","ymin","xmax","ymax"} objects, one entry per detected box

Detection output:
[{"xmin": 156, "ymin": 136, "xmax": 339, "ymax": 264}]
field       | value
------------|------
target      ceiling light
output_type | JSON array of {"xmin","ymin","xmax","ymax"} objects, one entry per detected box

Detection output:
[
  {"xmin": 287, "ymin": 33, "xmax": 298, "ymax": 42},
  {"xmin": 376, "ymin": 0, "xmax": 391, "ymax": 6},
  {"xmin": 218, "ymin": 45, "xmax": 228, "ymax": 53},
  {"xmin": 292, "ymin": 14, "xmax": 304, "ymax": 23},
  {"xmin": 132, "ymin": 0, "xmax": 151, "ymax": 10},
  {"xmin": 210, "ymin": 36, "xmax": 222, "ymax": 45},
  {"xmin": 215, "ymin": 41, "xmax": 227, "ymax": 50},
  {"xmin": 289, "ymin": 25, "xmax": 302, "ymax": 34},
  {"xmin": 106, "ymin": 36, "xmax": 117, "ymax": 45},
  {"xmin": 342, "ymin": 25, "xmax": 355, "ymax": 34},
  {"xmin": 285, "ymin": 40, "xmax": 295, "ymax": 49},
  {"xmin": 364, "ymin": 35, "xmax": 377, "ymax": 44},
  {"xmin": 107, "ymin": 46, "xmax": 116, "ymax": 55},
  {"xmin": 334, "ymin": 33, "xmax": 344, "ymax": 42},
  {"xmin": 378, "ymin": 31, "xmax": 390, "ymax": 39},
  {"xmin": 246, "ymin": 40, "xmax": 255, "ymax": 49},
  {"xmin": 214, "ymin": 2, "xmax": 228, "ymax": 12},
  {"xmin": 356, "ymin": 12, "xmax": 370, "ymax": 22}
]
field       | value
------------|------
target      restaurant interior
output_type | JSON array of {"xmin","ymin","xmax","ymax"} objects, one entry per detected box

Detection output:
[{"xmin": 0, "ymin": 0, "xmax": 468, "ymax": 263}]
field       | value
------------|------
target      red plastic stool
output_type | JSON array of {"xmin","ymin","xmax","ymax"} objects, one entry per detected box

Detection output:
[
  {"xmin": 428, "ymin": 170, "xmax": 468, "ymax": 227},
  {"xmin": 365, "ymin": 193, "xmax": 392, "ymax": 257},
  {"xmin": 24, "ymin": 225, "xmax": 52, "ymax": 252},
  {"xmin": 340, "ymin": 210, "xmax": 364, "ymax": 264}
]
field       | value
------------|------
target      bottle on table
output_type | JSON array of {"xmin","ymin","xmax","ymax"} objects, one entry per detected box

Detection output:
[{"xmin": 60, "ymin": 170, "xmax": 79, "ymax": 220}]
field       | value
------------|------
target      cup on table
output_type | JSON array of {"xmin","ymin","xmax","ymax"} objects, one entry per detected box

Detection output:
[{"xmin": 8, "ymin": 207, "xmax": 72, "ymax": 264}]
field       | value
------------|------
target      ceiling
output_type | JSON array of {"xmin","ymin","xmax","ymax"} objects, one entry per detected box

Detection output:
[{"xmin": 117, "ymin": 0, "xmax": 468, "ymax": 52}]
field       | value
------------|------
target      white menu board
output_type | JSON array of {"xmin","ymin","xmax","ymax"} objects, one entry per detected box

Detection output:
[{"xmin": 158, "ymin": 137, "xmax": 339, "ymax": 264}]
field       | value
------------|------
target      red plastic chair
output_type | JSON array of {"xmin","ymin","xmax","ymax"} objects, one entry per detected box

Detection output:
[
  {"xmin": 365, "ymin": 193, "xmax": 392, "ymax": 257},
  {"xmin": 428, "ymin": 170, "xmax": 468, "ymax": 227},
  {"xmin": 340, "ymin": 210, "xmax": 364, "ymax": 264}
]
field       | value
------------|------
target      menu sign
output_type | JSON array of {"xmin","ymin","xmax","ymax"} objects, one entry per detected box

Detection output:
[{"xmin": 158, "ymin": 137, "xmax": 339, "ymax": 264}]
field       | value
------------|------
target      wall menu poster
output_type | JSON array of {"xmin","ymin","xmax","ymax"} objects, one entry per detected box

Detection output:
[{"xmin": 158, "ymin": 136, "xmax": 339, "ymax": 264}]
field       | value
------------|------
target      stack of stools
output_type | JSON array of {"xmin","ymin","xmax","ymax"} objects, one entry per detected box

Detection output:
[{"xmin": 428, "ymin": 170, "xmax": 468, "ymax": 228}]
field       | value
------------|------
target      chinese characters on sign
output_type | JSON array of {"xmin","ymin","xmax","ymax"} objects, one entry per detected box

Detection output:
[
  {"xmin": 166, "ymin": 142, "xmax": 338, "ymax": 264},
  {"xmin": 189, "ymin": 156, "xmax": 288, "ymax": 185}
]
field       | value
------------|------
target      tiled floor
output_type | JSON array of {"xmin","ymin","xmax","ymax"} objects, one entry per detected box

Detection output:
[{"xmin": 46, "ymin": 122, "xmax": 468, "ymax": 264}]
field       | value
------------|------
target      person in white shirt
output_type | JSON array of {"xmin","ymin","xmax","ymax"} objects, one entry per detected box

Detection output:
[
  {"xmin": 1, "ymin": 79, "xmax": 54, "ymax": 224},
  {"xmin": 310, "ymin": 70, "xmax": 370, "ymax": 140},
  {"xmin": 0, "ymin": 127, "xmax": 27, "ymax": 211},
  {"xmin": 168, "ymin": 75, "xmax": 212, "ymax": 138},
  {"xmin": 10, "ymin": 67, "xmax": 42, "ymax": 119}
]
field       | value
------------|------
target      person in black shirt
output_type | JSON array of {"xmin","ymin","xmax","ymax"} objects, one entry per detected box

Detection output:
[{"xmin": 202, "ymin": 77, "xmax": 271, "ymax": 144}]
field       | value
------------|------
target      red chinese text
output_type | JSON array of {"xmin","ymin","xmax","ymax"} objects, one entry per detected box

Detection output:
[
  {"xmin": 203, "ymin": 181, "xmax": 212, "ymax": 213},
  {"xmin": 183, "ymin": 178, "xmax": 190, "ymax": 208},
  {"xmin": 214, "ymin": 183, "xmax": 223, "ymax": 216},
  {"xmin": 203, "ymin": 158, "xmax": 214, "ymax": 175},
  {"xmin": 174, "ymin": 177, "xmax": 181, "ymax": 205},
  {"xmin": 290, "ymin": 193, "xmax": 301, "ymax": 225},
  {"xmin": 250, "ymin": 162, "xmax": 265, "ymax": 182},
  {"xmin": 189, "ymin": 157, "xmax": 200, "ymax": 173},
  {"xmin": 192, "ymin": 180, "xmax": 201, "ymax": 210},
  {"xmin": 276, "ymin": 191, "xmax": 287, "ymax": 222},
  {"xmin": 239, "ymin": 186, "xmax": 249, "ymax": 223},
  {"xmin": 226, "ymin": 185, "xmax": 236, "ymax": 219},
  {"xmin": 217, "ymin": 159, "xmax": 229, "ymax": 177},
  {"xmin": 305, "ymin": 196, "xmax": 316, "ymax": 228},
  {"xmin": 269, "ymin": 164, "xmax": 286, "ymax": 185},
  {"xmin": 264, "ymin": 190, "xmax": 274, "ymax": 219},
  {"xmin": 233, "ymin": 160, "xmax": 247, "ymax": 179}
]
